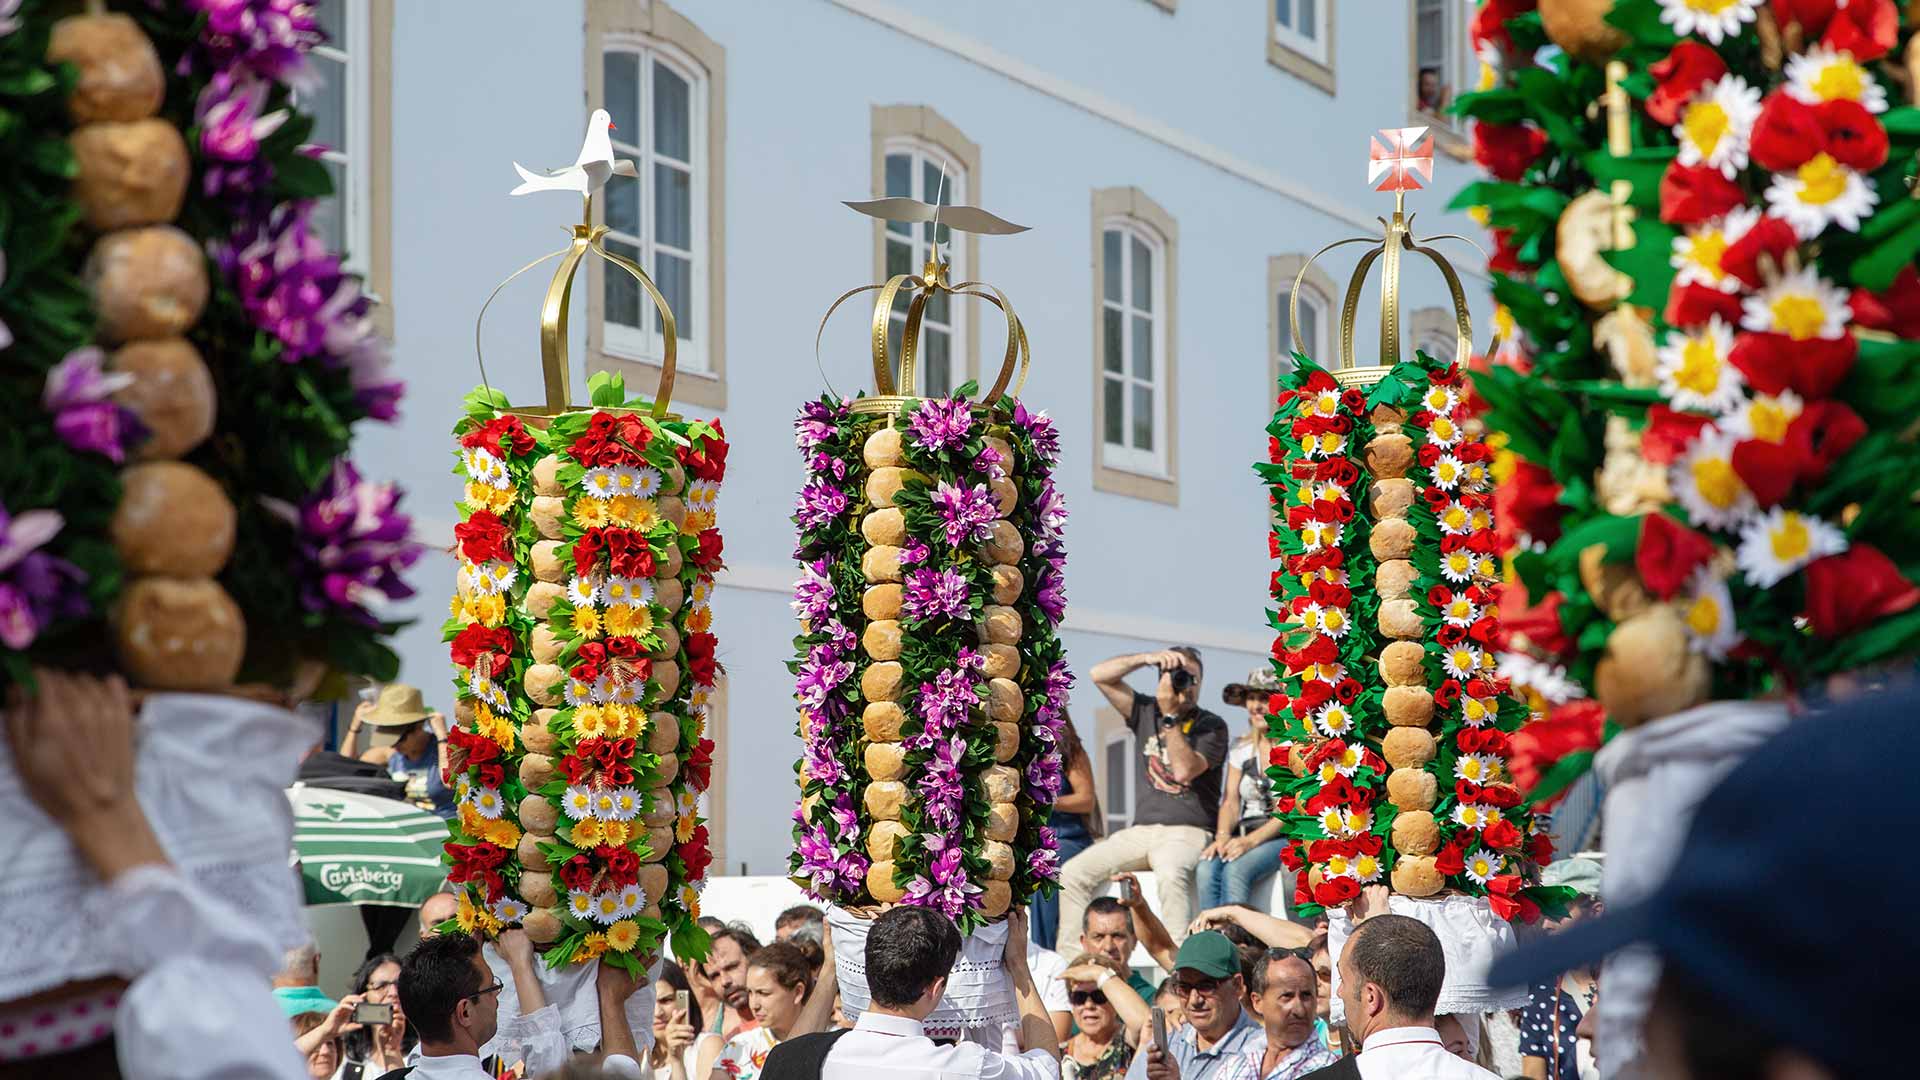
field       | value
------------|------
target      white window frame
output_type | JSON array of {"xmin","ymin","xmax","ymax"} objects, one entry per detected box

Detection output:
[
  {"xmin": 1100, "ymin": 218, "xmax": 1169, "ymax": 479},
  {"xmin": 1283, "ymin": 284, "xmax": 1331, "ymax": 366},
  {"xmin": 1272, "ymin": 0, "xmax": 1329, "ymax": 65},
  {"xmin": 1104, "ymin": 729, "xmax": 1135, "ymax": 833},
  {"xmin": 304, "ymin": 0, "xmax": 372, "ymax": 287},
  {"xmin": 881, "ymin": 136, "xmax": 969, "ymax": 397},
  {"xmin": 600, "ymin": 36, "xmax": 711, "ymax": 375},
  {"xmin": 1412, "ymin": 0, "xmax": 1474, "ymax": 128}
]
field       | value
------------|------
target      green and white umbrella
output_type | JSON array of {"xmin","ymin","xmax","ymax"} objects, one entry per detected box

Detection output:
[{"xmin": 288, "ymin": 785, "xmax": 451, "ymax": 907}]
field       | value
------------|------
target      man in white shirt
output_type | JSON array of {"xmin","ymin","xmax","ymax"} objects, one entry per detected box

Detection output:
[
  {"xmin": 816, "ymin": 906, "xmax": 1060, "ymax": 1080},
  {"xmin": 1304, "ymin": 915, "xmax": 1497, "ymax": 1080},
  {"xmin": 1027, "ymin": 938, "xmax": 1075, "ymax": 1043}
]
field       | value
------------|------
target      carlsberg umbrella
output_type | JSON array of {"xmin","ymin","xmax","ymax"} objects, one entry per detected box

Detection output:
[{"xmin": 288, "ymin": 785, "xmax": 450, "ymax": 907}]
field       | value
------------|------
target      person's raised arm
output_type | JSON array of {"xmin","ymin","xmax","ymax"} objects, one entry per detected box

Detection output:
[
  {"xmin": 1063, "ymin": 958, "xmax": 1149, "ymax": 1041},
  {"xmin": 598, "ymin": 957, "xmax": 647, "ymax": 1060},
  {"xmin": 496, "ymin": 927, "xmax": 547, "ymax": 1014},
  {"xmin": 1189, "ymin": 906, "xmax": 1310, "ymax": 949},
  {"xmin": 339, "ymin": 700, "xmax": 371, "ymax": 760},
  {"xmin": 297, "ymin": 995, "xmax": 364, "ymax": 1058},
  {"xmin": 6, "ymin": 670, "xmax": 165, "ymax": 881},
  {"xmin": 1089, "ymin": 652, "xmax": 1162, "ymax": 715},
  {"xmin": 1004, "ymin": 910, "xmax": 1062, "ymax": 1061},
  {"xmin": 791, "ymin": 920, "xmax": 838, "ymax": 1036},
  {"xmin": 1116, "ymin": 873, "xmax": 1178, "ymax": 975}
]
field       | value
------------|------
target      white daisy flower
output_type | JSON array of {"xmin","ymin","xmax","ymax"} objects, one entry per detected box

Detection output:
[
  {"xmin": 1674, "ymin": 75, "xmax": 1763, "ymax": 178},
  {"xmin": 1426, "ymin": 412, "xmax": 1465, "ymax": 449},
  {"xmin": 1303, "ymin": 431, "xmax": 1347, "ymax": 459},
  {"xmin": 1463, "ymin": 849, "xmax": 1505, "ymax": 886},
  {"xmin": 591, "ymin": 890, "xmax": 626, "ymax": 925},
  {"xmin": 1680, "ymin": 567, "xmax": 1742, "ymax": 660},
  {"xmin": 1718, "ymin": 390, "xmax": 1804, "ymax": 444},
  {"xmin": 1741, "ymin": 267, "xmax": 1852, "ymax": 341},
  {"xmin": 567, "ymin": 890, "xmax": 597, "ymax": 920},
  {"xmin": 612, "ymin": 787, "xmax": 644, "ymax": 821},
  {"xmin": 1340, "ymin": 807, "xmax": 1373, "ymax": 836},
  {"xmin": 1442, "ymin": 644, "xmax": 1484, "ymax": 681},
  {"xmin": 1454, "ymin": 753, "xmax": 1501, "ymax": 785},
  {"xmin": 610, "ymin": 466, "xmax": 645, "ymax": 495},
  {"xmin": 1316, "ymin": 743, "xmax": 1364, "ymax": 783},
  {"xmin": 1442, "ymin": 594, "xmax": 1481, "ymax": 627},
  {"xmin": 466, "ymin": 561, "xmax": 507, "ymax": 597},
  {"xmin": 619, "ymin": 883, "xmax": 648, "ymax": 917},
  {"xmin": 688, "ymin": 479, "xmax": 719, "ymax": 507},
  {"xmin": 1440, "ymin": 548, "xmax": 1477, "ymax": 585},
  {"xmin": 1468, "ymin": 506, "xmax": 1493, "ymax": 533},
  {"xmin": 1765, "ymin": 153, "xmax": 1877, "ymax": 238},
  {"xmin": 592, "ymin": 674, "xmax": 618, "ymax": 705},
  {"xmin": 1430, "ymin": 454, "xmax": 1467, "ymax": 491},
  {"xmin": 1353, "ymin": 852, "xmax": 1385, "ymax": 883},
  {"xmin": 1299, "ymin": 520, "xmax": 1344, "ymax": 554},
  {"xmin": 1671, "ymin": 209, "xmax": 1754, "ymax": 294},
  {"xmin": 468, "ymin": 673, "xmax": 509, "ymax": 710},
  {"xmin": 1300, "ymin": 661, "xmax": 1347, "ymax": 687},
  {"xmin": 1497, "ymin": 653, "xmax": 1587, "ymax": 705},
  {"xmin": 1314, "ymin": 703, "xmax": 1357, "ymax": 739},
  {"xmin": 690, "ymin": 575, "xmax": 716, "ymax": 608},
  {"xmin": 469, "ymin": 787, "xmax": 505, "ymax": 820},
  {"xmin": 1422, "ymin": 386, "xmax": 1459, "ymax": 416},
  {"xmin": 1656, "ymin": 318, "xmax": 1746, "ymax": 415},
  {"xmin": 583, "ymin": 467, "xmax": 620, "ymax": 497},
  {"xmin": 1306, "ymin": 389, "xmax": 1341, "ymax": 418},
  {"xmin": 1786, "ymin": 45, "xmax": 1887, "ymax": 113},
  {"xmin": 1452, "ymin": 803, "xmax": 1493, "ymax": 830},
  {"xmin": 454, "ymin": 773, "xmax": 473, "ymax": 802},
  {"xmin": 1317, "ymin": 806, "xmax": 1347, "ymax": 837},
  {"xmin": 490, "ymin": 898, "xmax": 531, "ymax": 924},
  {"xmin": 675, "ymin": 789, "xmax": 699, "ymax": 819},
  {"xmin": 1737, "ymin": 507, "xmax": 1847, "ymax": 587},
  {"xmin": 1672, "ymin": 428, "xmax": 1756, "ymax": 531},
  {"xmin": 603, "ymin": 577, "xmax": 636, "ymax": 606},
  {"xmin": 591, "ymin": 789, "xmax": 621, "ymax": 821},
  {"xmin": 567, "ymin": 575, "xmax": 605, "ymax": 608},
  {"xmin": 563, "ymin": 786, "xmax": 595, "ymax": 821},
  {"xmin": 1658, "ymin": 0, "xmax": 1760, "ymax": 45},
  {"xmin": 1323, "ymin": 852, "xmax": 1356, "ymax": 880},
  {"xmin": 1461, "ymin": 692, "xmax": 1500, "ymax": 728},
  {"xmin": 608, "ymin": 675, "xmax": 646, "ymax": 706},
  {"xmin": 563, "ymin": 678, "xmax": 598, "ymax": 710},
  {"xmin": 632, "ymin": 466, "xmax": 665, "ymax": 498}
]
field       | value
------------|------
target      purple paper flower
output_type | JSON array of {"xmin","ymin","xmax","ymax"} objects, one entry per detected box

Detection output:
[
  {"xmin": 921, "ymin": 738, "xmax": 967, "ymax": 830},
  {"xmin": 0, "ymin": 0, "xmax": 18, "ymax": 37},
  {"xmin": 928, "ymin": 481, "xmax": 998, "ymax": 547},
  {"xmin": 261, "ymin": 458, "xmax": 420, "ymax": 627},
  {"xmin": 797, "ymin": 826, "xmax": 863, "ymax": 898},
  {"xmin": 1031, "ymin": 479, "xmax": 1069, "ymax": 541},
  {"xmin": 0, "ymin": 250, "xmax": 12, "ymax": 351},
  {"xmin": 901, "ymin": 567, "xmax": 970, "ymax": 622},
  {"xmin": 902, "ymin": 834, "xmax": 982, "ymax": 919},
  {"xmin": 908, "ymin": 397, "xmax": 972, "ymax": 453},
  {"xmin": 1035, "ymin": 565, "xmax": 1067, "ymax": 625},
  {"xmin": 807, "ymin": 451, "xmax": 849, "ymax": 482},
  {"xmin": 794, "ymin": 481, "xmax": 850, "ymax": 531},
  {"xmin": 186, "ymin": 0, "xmax": 322, "ymax": 89},
  {"xmin": 899, "ymin": 537, "xmax": 930, "ymax": 567},
  {"xmin": 802, "ymin": 734, "xmax": 846, "ymax": 787},
  {"xmin": 42, "ymin": 348, "xmax": 145, "ymax": 463},
  {"xmin": 0, "ymin": 504, "xmax": 86, "ymax": 650},
  {"xmin": 1028, "ymin": 845, "xmax": 1061, "ymax": 883},
  {"xmin": 194, "ymin": 68, "xmax": 288, "ymax": 164},
  {"xmin": 1044, "ymin": 659, "xmax": 1074, "ymax": 706},
  {"xmin": 825, "ymin": 619, "xmax": 857, "ymax": 654},
  {"xmin": 795, "ymin": 645, "xmax": 853, "ymax": 708},
  {"xmin": 913, "ymin": 668, "xmax": 980, "ymax": 746},
  {"xmin": 975, "ymin": 443, "xmax": 1006, "ymax": 481},
  {"xmin": 954, "ymin": 646, "xmax": 986, "ymax": 672},
  {"xmin": 1026, "ymin": 750, "xmax": 1064, "ymax": 800},
  {"xmin": 830, "ymin": 793, "xmax": 861, "ymax": 836},
  {"xmin": 791, "ymin": 559, "xmax": 836, "ymax": 622},
  {"xmin": 1014, "ymin": 402, "xmax": 1061, "ymax": 463}
]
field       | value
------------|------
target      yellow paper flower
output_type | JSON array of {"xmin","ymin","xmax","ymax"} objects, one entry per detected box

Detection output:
[
  {"xmin": 684, "ymin": 605, "xmax": 713, "ymax": 634},
  {"xmin": 609, "ymin": 495, "xmax": 658, "ymax": 529},
  {"xmin": 574, "ymin": 705, "xmax": 608, "ymax": 739},
  {"xmin": 580, "ymin": 932, "xmax": 610, "ymax": 960},
  {"xmin": 600, "ymin": 819, "xmax": 632, "ymax": 847},
  {"xmin": 575, "ymin": 497, "xmax": 612, "ymax": 528},
  {"xmin": 570, "ymin": 818, "xmax": 605, "ymax": 847},
  {"xmin": 456, "ymin": 891, "xmax": 481, "ymax": 933},
  {"xmin": 470, "ymin": 593, "xmax": 507, "ymax": 628},
  {"xmin": 606, "ymin": 919, "xmax": 641, "ymax": 953},
  {"xmin": 605, "ymin": 604, "xmax": 654, "ymax": 638},
  {"xmin": 465, "ymin": 481, "xmax": 515, "ymax": 514},
  {"xmin": 571, "ymin": 606, "xmax": 604, "ymax": 640},
  {"xmin": 679, "ymin": 884, "xmax": 701, "ymax": 919},
  {"xmin": 610, "ymin": 703, "xmax": 645, "ymax": 738},
  {"xmin": 449, "ymin": 594, "xmax": 467, "ymax": 619}
]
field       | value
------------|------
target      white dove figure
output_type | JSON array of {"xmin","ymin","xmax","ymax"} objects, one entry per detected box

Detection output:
[{"xmin": 510, "ymin": 108, "xmax": 637, "ymax": 197}]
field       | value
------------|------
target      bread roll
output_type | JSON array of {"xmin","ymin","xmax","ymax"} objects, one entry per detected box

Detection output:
[
  {"xmin": 864, "ymin": 426, "xmax": 905, "ymax": 467},
  {"xmin": 654, "ymin": 541, "xmax": 684, "ymax": 580},
  {"xmin": 523, "ymin": 665, "xmax": 566, "ymax": 707},
  {"xmin": 1375, "ymin": 559, "xmax": 1418, "ymax": 601},
  {"xmin": 518, "ymin": 832, "xmax": 554, "ymax": 872},
  {"xmin": 1379, "ymin": 641, "xmax": 1427, "ymax": 686},
  {"xmin": 1578, "ymin": 543, "xmax": 1653, "ymax": 622},
  {"xmin": 986, "ymin": 678, "xmax": 1024, "ymax": 723},
  {"xmin": 1385, "ymin": 767, "xmax": 1438, "ymax": 811},
  {"xmin": 518, "ymin": 797, "xmax": 558, "ymax": 833},
  {"xmin": 655, "ymin": 578, "xmax": 685, "ymax": 615},
  {"xmin": 991, "ymin": 565, "xmax": 1025, "ymax": 604},
  {"xmin": 979, "ymin": 884, "xmax": 1012, "ymax": 924},
  {"xmin": 864, "ymin": 742, "xmax": 908, "ymax": 782},
  {"xmin": 867, "ymin": 820, "xmax": 911, "ymax": 862},
  {"xmin": 861, "ymin": 702, "xmax": 906, "ymax": 744},
  {"xmin": 980, "ymin": 643, "xmax": 1021, "ymax": 680},
  {"xmin": 1382, "ymin": 727, "xmax": 1437, "ymax": 768},
  {"xmin": 1365, "ymin": 433, "xmax": 1414, "ymax": 479},
  {"xmin": 518, "ymin": 871, "xmax": 558, "ymax": 908},
  {"xmin": 71, "ymin": 119, "xmax": 189, "ymax": 230},
  {"xmin": 863, "ymin": 620, "xmax": 903, "ymax": 661},
  {"xmin": 1379, "ymin": 598, "xmax": 1424, "ymax": 640},
  {"xmin": 111, "ymin": 462, "xmax": 235, "ymax": 577},
  {"xmin": 1540, "ymin": 0, "xmax": 1629, "ymax": 63},
  {"xmin": 113, "ymin": 576, "xmax": 245, "ymax": 689},
  {"xmin": 867, "ymin": 467, "xmax": 909, "ymax": 508},
  {"xmin": 863, "ymin": 584, "xmax": 903, "ymax": 621},
  {"xmin": 862, "ymin": 662, "xmax": 904, "ymax": 702},
  {"xmin": 1383, "ymin": 685, "xmax": 1434, "ymax": 727},
  {"xmin": 1370, "ymin": 405, "xmax": 1408, "ymax": 433},
  {"xmin": 86, "ymin": 225, "xmax": 207, "ymax": 342},
  {"xmin": 861, "ymin": 545, "xmax": 902, "ymax": 583},
  {"xmin": 110, "ymin": 338, "xmax": 214, "ymax": 460},
  {"xmin": 656, "ymin": 496, "xmax": 688, "ymax": 531},
  {"xmin": 519, "ymin": 753, "xmax": 557, "ymax": 790},
  {"xmin": 525, "ymin": 582, "xmax": 564, "ymax": 619},
  {"xmin": 523, "ymin": 908, "xmax": 563, "ymax": 942},
  {"xmin": 651, "ymin": 752, "xmax": 680, "ymax": 787},
  {"xmin": 530, "ymin": 496, "xmax": 566, "ymax": 540},
  {"xmin": 524, "ymin": 710, "xmax": 559, "ymax": 754},
  {"xmin": 992, "ymin": 722, "xmax": 1021, "ymax": 763},
  {"xmin": 649, "ymin": 622, "xmax": 681, "ymax": 661},
  {"xmin": 638, "ymin": 863, "xmax": 670, "ymax": 904},
  {"xmin": 861, "ymin": 507, "xmax": 907, "ymax": 547},
  {"xmin": 1369, "ymin": 478, "xmax": 1416, "ymax": 519},
  {"xmin": 643, "ymin": 794, "xmax": 677, "ymax": 828},
  {"xmin": 984, "ymin": 802, "xmax": 1018, "ymax": 843},
  {"xmin": 982, "ymin": 765, "xmax": 1021, "ymax": 804},
  {"xmin": 532, "ymin": 455, "xmax": 563, "ymax": 495},
  {"xmin": 983, "ymin": 436, "xmax": 1014, "ymax": 467},
  {"xmin": 530, "ymin": 623, "xmax": 564, "ymax": 665},
  {"xmin": 983, "ymin": 840, "xmax": 1016, "ymax": 881},
  {"xmin": 1391, "ymin": 811, "xmax": 1441, "ymax": 856},
  {"xmin": 1370, "ymin": 519, "xmax": 1416, "ymax": 561},
  {"xmin": 659, "ymin": 458, "xmax": 687, "ymax": 496},
  {"xmin": 48, "ymin": 14, "xmax": 165, "ymax": 123},
  {"xmin": 978, "ymin": 606, "xmax": 1022, "ymax": 645},
  {"xmin": 648, "ymin": 710, "xmax": 681, "ymax": 754},
  {"xmin": 984, "ymin": 521, "xmax": 1024, "ymax": 564},
  {"xmin": 867, "ymin": 860, "xmax": 906, "ymax": 903},
  {"xmin": 1593, "ymin": 606, "xmax": 1710, "ymax": 727},
  {"xmin": 864, "ymin": 781, "xmax": 909, "ymax": 821},
  {"xmin": 988, "ymin": 477, "xmax": 1019, "ymax": 516},
  {"xmin": 528, "ymin": 541, "xmax": 565, "ymax": 584},
  {"xmin": 1391, "ymin": 855, "xmax": 1445, "ymax": 897},
  {"xmin": 454, "ymin": 699, "xmax": 475, "ymax": 725},
  {"xmin": 641, "ymin": 825, "xmax": 676, "ymax": 862}
]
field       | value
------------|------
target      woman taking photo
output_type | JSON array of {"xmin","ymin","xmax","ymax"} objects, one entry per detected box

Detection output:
[
  {"xmin": 1194, "ymin": 671, "xmax": 1286, "ymax": 909},
  {"xmin": 1057, "ymin": 953, "xmax": 1149, "ymax": 1080},
  {"xmin": 335, "ymin": 952, "xmax": 410, "ymax": 1079},
  {"xmin": 1030, "ymin": 712, "xmax": 1098, "ymax": 949},
  {"xmin": 653, "ymin": 960, "xmax": 720, "ymax": 1080},
  {"xmin": 710, "ymin": 943, "xmax": 816, "ymax": 1080}
]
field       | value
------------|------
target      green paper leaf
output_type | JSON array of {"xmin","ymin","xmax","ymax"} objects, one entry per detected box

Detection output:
[{"xmin": 1526, "ymin": 750, "xmax": 1595, "ymax": 806}]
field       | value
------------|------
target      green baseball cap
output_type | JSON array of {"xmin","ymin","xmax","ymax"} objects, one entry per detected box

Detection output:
[{"xmin": 1172, "ymin": 931, "xmax": 1240, "ymax": 980}]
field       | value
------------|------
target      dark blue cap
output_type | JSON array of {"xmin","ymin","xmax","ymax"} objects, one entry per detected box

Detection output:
[{"xmin": 1490, "ymin": 683, "xmax": 1920, "ymax": 1075}]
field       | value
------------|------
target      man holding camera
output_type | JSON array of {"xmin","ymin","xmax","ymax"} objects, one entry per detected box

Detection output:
[{"xmin": 1059, "ymin": 647, "xmax": 1229, "ymax": 951}]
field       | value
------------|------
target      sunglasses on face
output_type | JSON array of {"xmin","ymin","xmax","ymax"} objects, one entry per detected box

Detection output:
[
  {"xmin": 1068, "ymin": 989, "xmax": 1109, "ymax": 1006},
  {"xmin": 1173, "ymin": 976, "xmax": 1226, "ymax": 997}
]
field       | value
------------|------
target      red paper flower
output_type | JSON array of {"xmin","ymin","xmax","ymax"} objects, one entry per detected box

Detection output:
[
  {"xmin": 1771, "ymin": 0, "xmax": 1837, "ymax": 35},
  {"xmin": 603, "ymin": 846, "xmax": 642, "ymax": 887},
  {"xmin": 461, "ymin": 416, "xmax": 536, "ymax": 458},
  {"xmin": 1642, "ymin": 406, "xmax": 1712, "ymax": 465},
  {"xmin": 1850, "ymin": 267, "xmax": 1920, "ymax": 339},
  {"xmin": 1488, "ymin": 227, "xmax": 1528, "ymax": 275},
  {"xmin": 1819, "ymin": 99, "xmax": 1890, "ymax": 171},
  {"xmin": 1646, "ymin": 41, "xmax": 1728, "ymax": 126},
  {"xmin": 1434, "ymin": 679, "xmax": 1462, "ymax": 708},
  {"xmin": 681, "ymin": 427, "xmax": 730, "ymax": 482},
  {"xmin": 1665, "ymin": 282, "xmax": 1744, "ymax": 330},
  {"xmin": 1636, "ymin": 513, "xmax": 1717, "ymax": 600},
  {"xmin": 1821, "ymin": 0, "xmax": 1897, "ymax": 60},
  {"xmin": 454, "ymin": 511, "xmax": 512, "ymax": 565},
  {"xmin": 1729, "ymin": 331, "xmax": 1857, "ymax": 400},
  {"xmin": 685, "ymin": 737, "xmax": 714, "ymax": 792},
  {"xmin": 1434, "ymin": 839, "xmax": 1467, "ymax": 876},
  {"xmin": 685, "ymin": 634, "xmax": 719, "ymax": 685},
  {"xmin": 1280, "ymin": 842, "xmax": 1306, "ymax": 872},
  {"xmin": 678, "ymin": 825, "xmax": 713, "ymax": 880},
  {"xmin": 1486, "ymin": 874, "xmax": 1540, "ymax": 923},
  {"xmin": 1313, "ymin": 876, "xmax": 1361, "ymax": 908},
  {"xmin": 692, "ymin": 529, "xmax": 725, "ymax": 571},
  {"xmin": 1528, "ymin": 832, "xmax": 1556, "ymax": 866},
  {"xmin": 1749, "ymin": 92, "xmax": 1825, "ymax": 172},
  {"xmin": 1720, "ymin": 214, "xmax": 1800, "ymax": 290},
  {"xmin": 449, "ymin": 624, "xmax": 513, "ymax": 672},
  {"xmin": 1474, "ymin": 123, "xmax": 1549, "ymax": 182},
  {"xmin": 573, "ymin": 528, "xmax": 607, "ymax": 575},
  {"xmin": 558, "ymin": 854, "xmax": 595, "ymax": 891},
  {"xmin": 1501, "ymin": 589, "xmax": 1572, "ymax": 656},
  {"xmin": 1508, "ymin": 700, "xmax": 1604, "ymax": 803},
  {"xmin": 1470, "ymin": 0, "xmax": 1533, "ymax": 50},
  {"xmin": 1482, "ymin": 818, "xmax": 1524, "ymax": 852},
  {"xmin": 1660, "ymin": 163, "xmax": 1746, "ymax": 226},
  {"xmin": 1494, "ymin": 458, "xmax": 1564, "ymax": 545},
  {"xmin": 1804, "ymin": 544, "xmax": 1920, "ymax": 638}
]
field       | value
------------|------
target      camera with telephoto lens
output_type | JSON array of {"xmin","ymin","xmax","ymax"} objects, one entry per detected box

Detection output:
[{"xmin": 1166, "ymin": 667, "xmax": 1194, "ymax": 692}]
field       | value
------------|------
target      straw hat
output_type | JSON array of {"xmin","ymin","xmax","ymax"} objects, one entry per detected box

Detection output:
[{"xmin": 361, "ymin": 683, "xmax": 432, "ymax": 727}]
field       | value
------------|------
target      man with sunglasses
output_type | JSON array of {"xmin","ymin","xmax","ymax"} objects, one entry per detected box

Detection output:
[
  {"xmin": 1125, "ymin": 932, "xmax": 1262, "ymax": 1080},
  {"xmin": 1062, "ymin": 647, "xmax": 1229, "ymax": 949}
]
